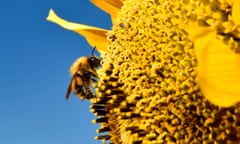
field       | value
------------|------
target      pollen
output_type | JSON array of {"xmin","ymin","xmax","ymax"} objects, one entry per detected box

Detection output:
[{"xmin": 93, "ymin": 0, "xmax": 240, "ymax": 143}]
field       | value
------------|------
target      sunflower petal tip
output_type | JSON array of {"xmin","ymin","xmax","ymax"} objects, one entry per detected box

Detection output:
[{"xmin": 46, "ymin": 9, "xmax": 55, "ymax": 22}]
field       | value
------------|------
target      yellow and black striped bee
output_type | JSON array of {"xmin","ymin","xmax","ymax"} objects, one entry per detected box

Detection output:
[{"xmin": 65, "ymin": 48, "xmax": 101, "ymax": 100}]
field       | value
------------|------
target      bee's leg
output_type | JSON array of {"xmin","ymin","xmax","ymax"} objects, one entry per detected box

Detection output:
[
  {"xmin": 91, "ymin": 71, "xmax": 99, "ymax": 83},
  {"xmin": 87, "ymin": 91, "xmax": 94, "ymax": 99},
  {"xmin": 92, "ymin": 73, "xmax": 97, "ymax": 78},
  {"xmin": 85, "ymin": 87, "xmax": 95, "ymax": 99},
  {"xmin": 92, "ymin": 78, "xmax": 98, "ymax": 82},
  {"xmin": 74, "ymin": 86, "xmax": 86, "ymax": 100},
  {"xmin": 75, "ymin": 83, "xmax": 84, "ymax": 93},
  {"xmin": 90, "ymin": 70, "xmax": 98, "ymax": 78}
]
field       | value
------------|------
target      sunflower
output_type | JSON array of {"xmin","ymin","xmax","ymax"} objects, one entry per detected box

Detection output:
[{"xmin": 47, "ymin": 0, "xmax": 240, "ymax": 143}]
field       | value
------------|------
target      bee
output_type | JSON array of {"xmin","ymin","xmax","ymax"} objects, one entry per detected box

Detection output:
[{"xmin": 65, "ymin": 47, "xmax": 101, "ymax": 100}]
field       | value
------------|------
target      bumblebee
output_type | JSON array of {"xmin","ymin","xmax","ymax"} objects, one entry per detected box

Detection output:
[{"xmin": 65, "ymin": 48, "xmax": 101, "ymax": 100}]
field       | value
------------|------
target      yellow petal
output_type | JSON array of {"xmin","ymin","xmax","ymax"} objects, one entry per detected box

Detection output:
[
  {"xmin": 189, "ymin": 27, "xmax": 240, "ymax": 107},
  {"xmin": 46, "ymin": 9, "xmax": 109, "ymax": 54},
  {"xmin": 90, "ymin": 0, "xmax": 123, "ymax": 22},
  {"xmin": 232, "ymin": 0, "xmax": 240, "ymax": 25}
]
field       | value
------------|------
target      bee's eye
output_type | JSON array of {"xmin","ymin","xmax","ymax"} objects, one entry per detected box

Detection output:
[
  {"xmin": 88, "ymin": 56, "xmax": 101, "ymax": 69},
  {"xmin": 90, "ymin": 57, "xmax": 96, "ymax": 62},
  {"xmin": 89, "ymin": 57, "xmax": 95, "ymax": 65}
]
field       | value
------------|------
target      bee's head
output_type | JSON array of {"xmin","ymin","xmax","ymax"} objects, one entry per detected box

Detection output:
[{"xmin": 88, "ymin": 56, "xmax": 101, "ymax": 69}]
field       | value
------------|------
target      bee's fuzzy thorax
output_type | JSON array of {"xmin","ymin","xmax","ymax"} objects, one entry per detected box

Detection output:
[{"xmin": 69, "ymin": 57, "xmax": 89, "ymax": 76}]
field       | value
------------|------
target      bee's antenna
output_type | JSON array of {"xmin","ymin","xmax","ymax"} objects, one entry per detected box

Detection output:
[{"xmin": 91, "ymin": 47, "xmax": 96, "ymax": 56}]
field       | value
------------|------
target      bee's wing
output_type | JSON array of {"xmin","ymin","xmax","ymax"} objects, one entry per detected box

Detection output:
[
  {"xmin": 65, "ymin": 78, "xmax": 73, "ymax": 100},
  {"xmin": 66, "ymin": 74, "xmax": 83, "ymax": 100},
  {"xmin": 65, "ymin": 77, "xmax": 74, "ymax": 100}
]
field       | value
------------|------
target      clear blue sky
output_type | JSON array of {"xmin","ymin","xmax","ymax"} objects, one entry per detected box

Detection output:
[{"xmin": 0, "ymin": 0, "xmax": 111, "ymax": 144}]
